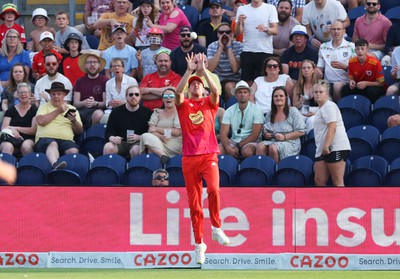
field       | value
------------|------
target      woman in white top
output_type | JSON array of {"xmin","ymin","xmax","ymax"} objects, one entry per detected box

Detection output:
[
  {"xmin": 313, "ymin": 80, "xmax": 351, "ymax": 187},
  {"xmin": 250, "ymin": 56, "xmax": 293, "ymax": 115}
]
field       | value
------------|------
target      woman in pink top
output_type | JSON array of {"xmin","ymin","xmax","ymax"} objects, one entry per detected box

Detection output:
[{"xmin": 147, "ymin": 0, "xmax": 190, "ymax": 50}]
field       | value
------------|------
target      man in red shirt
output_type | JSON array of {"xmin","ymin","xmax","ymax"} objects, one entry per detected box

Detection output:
[
  {"xmin": 175, "ymin": 53, "xmax": 230, "ymax": 265},
  {"xmin": 341, "ymin": 38, "xmax": 385, "ymax": 103},
  {"xmin": 0, "ymin": 3, "xmax": 26, "ymax": 47},
  {"xmin": 140, "ymin": 49, "xmax": 181, "ymax": 110}
]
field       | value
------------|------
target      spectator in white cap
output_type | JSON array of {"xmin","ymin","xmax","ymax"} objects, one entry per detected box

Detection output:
[
  {"xmin": 32, "ymin": 31, "xmax": 63, "ymax": 81},
  {"xmin": 0, "ymin": 3, "xmax": 26, "ymax": 48},
  {"xmin": 29, "ymin": 8, "xmax": 56, "ymax": 52}
]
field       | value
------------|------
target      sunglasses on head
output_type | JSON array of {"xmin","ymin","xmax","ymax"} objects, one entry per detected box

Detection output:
[
  {"xmin": 266, "ymin": 64, "xmax": 279, "ymax": 69},
  {"xmin": 180, "ymin": 33, "xmax": 191, "ymax": 38},
  {"xmin": 154, "ymin": 175, "xmax": 168, "ymax": 180},
  {"xmin": 218, "ymin": 30, "xmax": 231, "ymax": 35},
  {"xmin": 366, "ymin": 2, "xmax": 378, "ymax": 6},
  {"xmin": 128, "ymin": 92, "xmax": 140, "ymax": 97},
  {"xmin": 45, "ymin": 62, "xmax": 58, "ymax": 67},
  {"xmin": 162, "ymin": 93, "xmax": 175, "ymax": 99}
]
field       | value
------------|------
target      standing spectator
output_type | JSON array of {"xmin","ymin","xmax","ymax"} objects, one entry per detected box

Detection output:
[
  {"xmin": 32, "ymin": 32, "xmax": 63, "ymax": 81},
  {"xmin": 103, "ymin": 85, "xmax": 153, "ymax": 158},
  {"xmin": 59, "ymin": 33, "xmax": 85, "ymax": 86},
  {"xmin": 256, "ymin": 86, "xmax": 306, "ymax": 163},
  {"xmin": 317, "ymin": 20, "xmax": 355, "ymax": 101},
  {"xmin": 281, "ymin": 25, "xmax": 318, "ymax": 81},
  {"xmin": 302, "ymin": 0, "xmax": 350, "ymax": 49},
  {"xmin": 0, "ymin": 3, "xmax": 26, "ymax": 48},
  {"xmin": 133, "ymin": 0, "xmax": 159, "ymax": 50},
  {"xmin": 35, "ymin": 82, "xmax": 83, "ymax": 170},
  {"xmin": 219, "ymin": 80, "xmax": 263, "ymax": 159},
  {"xmin": 54, "ymin": 11, "xmax": 90, "ymax": 55},
  {"xmin": 207, "ymin": 22, "xmax": 243, "ymax": 102},
  {"xmin": 273, "ymin": 0, "xmax": 300, "ymax": 57},
  {"xmin": 341, "ymin": 39, "xmax": 385, "ymax": 103},
  {"xmin": 140, "ymin": 88, "xmax": 182, "ymax": 163},
  {"xmin": 103, "ymin": 24, "xmax": 138, "ymax": 79},
  {"xmin": 234, "ymin": 0, "xmax": 278, "ymax": 85},
  {"xmin": 197, "ymin": 0, "xmax": 231, "ymax": 48},
  {"xmin": 93, "ymin": 0, "xmax": 135, "ymax": 51},
  {"xmin": 152, "ymin": 168, "xmax": 169, "ymax": 186},
  {"xmin": 175, "ymin": 53, "xmax": 230, "ymax": 264},
  {"xmin": 75, "ymin": 0, "xmax": 114, "ymax": 37},
  {"xmin": 386, "ymin": 47, "xmax": 400, "ymax": 96},
  {"xmin": 170, "ymin": 26, "xmax": 207, "ymax": 76},
  {"xmin": 147, "ymin": 0, "xmax": 191, "ymax": 50},
  {"xmin": 0, "ymin": 29, "xmax": 31, "ymax": 86},
  {"xmin": 140, "ymin": 49, "xmax": 181, "ymax": 110},
  {"xmin": 268, "ymin": 0, "xmax": 305, "ymax": 22},
  {"xmin": 0, "ymin": 83, "xmax": 37, "ymax": 156},
  {"xmin": 34, "ymin": 53, "xmax": 73, "ymax": 106},
  {"xmin": 29, "ymin": 8, "xmax": 56, "ymax": 52},
  {"xmin": 313, "ymin": 80, "xmax": 351, "ymax": 187},
  {"xmin": 250, "ymin": 57, "xmax": 293, "ymax": 115},
  {"xmin": 73, "ymin": 50, "xmax": 108, "ymax": 130}
]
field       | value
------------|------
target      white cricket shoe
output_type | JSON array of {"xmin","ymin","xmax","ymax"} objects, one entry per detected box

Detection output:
[
  {"xmin": 212, "ymin": 226, "xmax": 230, "ymax": 245},
  {"xmin": 195, "ymin": 242, "xmax": 207, "ymax": 264}
]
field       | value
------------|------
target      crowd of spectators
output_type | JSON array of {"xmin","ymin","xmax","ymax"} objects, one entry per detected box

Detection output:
[{"xmin": 0, "ymin": 0, "xmax": 399, "ymax": 186}]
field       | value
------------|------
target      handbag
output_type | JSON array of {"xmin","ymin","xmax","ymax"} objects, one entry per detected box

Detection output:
[{"xmin": 0, "ymin": 128, "xmax": 24, "ymax": 147}]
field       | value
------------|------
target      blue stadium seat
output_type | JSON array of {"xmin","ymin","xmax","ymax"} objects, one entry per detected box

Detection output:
[
  {"xmin": 347, "ymin": 125, "xmax": 380, "ymax": 162},
  {"xmin": 385, "ymin": 6, "xmax": 400, "ymax": 22},
  {"xmin": 218, "ymin": 154, "xmax": 238, "ymax": 186},
  {"xmin": 385, "ymin": 157, "xmax": 400, "ymax": 186},
  {"xmin": 369, "ymin": 95, "xmax": 399, "ymax": 133},
  {"xmin": 179, "ymin": 5, "xmax": 199, "ymax": 31},
  {"xmin": 235, "ymin": 155, "xmax": 276, "ymax": 186},
  {"xmin": 85, "ymin": 35, "xmax": 99, "ymax": 49},
  {"xmin": 80, "ymin": 124, "xmax": 107, "ymax": 157},
  {"xmin": 165, "ymin": 154, "xmax": 185, "ymax": 186},
  {"xmin": 377, "ymin": 126, "xmax": 400, "ymax": 164},
  {"xmin": 338, "ymin": 95, "xmax": 371, "ymax": 130},
  {"xmin": 300, "ymin": 130, "xmax": 316, "ymax": 160},
  {"xmin": 348, "ymin": 155, "xmax": 388, "ymax": 186},
  {"xmin": 225, "ymin": 96, "xmax": 237, "ymax": 109},
  {"xmin": 274, "ymin": 155, "xmax": 313, "ymax": 186},
  {"xmin": 380, "ymin": 1, "xmax": 400, "ymax": 14},
  {"xmin": 47, "ymin": 154, "xmax": 90, "ymax": 185},
  {"xmin": 383, "ymin": 66, "xmax": 397, "ymax": 87},
  {"xmin": 16, "ymin": 153, "xmax": 52, "ymax": 185},
  {"xmin": 123, "ymin": 153, "xmax": 162, "ymax": 186},
  {"xmin": 0, "ymin": 153, "xmax": 17, "ymax": 185},
  {"xmin": 346, "ymin": 6, "xmax": 365, "ymax": 39},
  {"xmin": 86, "ymin": 154, "xmax": 126, "ymax": 185}
]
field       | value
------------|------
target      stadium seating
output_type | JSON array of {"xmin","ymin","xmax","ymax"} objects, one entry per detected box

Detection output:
[
  {"xmin": 348, "ymin": 155, "xmax": 388, "ymax": 186},
  {"xmin": 123, "ymin": 153, "xmax": 162, "ymax": 186},
  {"xmin": 385, "ymin": 6, "xmax": 400, "ymax": 22},
  {"xmin": 80, "ymin": 124, "xmax": 107, "ymax": 158},
  {"xmin": 235, "ymin": 155, "xmax": 276, "ymax": 186},
  {"xmin": 300, "ymin": 129, "xmax": 316, "ymax": 160},
  {"xmin": 179, "ymin": 5, "xmax": 199, "ymax": 31},
  {"xmin": 383, "ymin": 66, "xmax": 397, "ymax": 87},
  {"xmin": 218, "ymin": 154, "xmax": 238, "ymax": 186},
  {"xmin": 225, "ymin": 96, "xmax": 238, "ymax": 109},
  {"xmin": 85, "ymin": 35, "xmax": 99, "ymax": 49},
  {"xmin": 377, "ymin": 126, "xmax": 400, "ymax": 164},
  {"xmin": 0, "ymin": 153, "xmax": 17, "ymax": 185},
  {"xmin": 338, "ymin": 95, "xmax": 371, "ymax": 130},
  {"xmin": 274, "ymin": 155, "xmax": 313, "ymax": 186},
  {"xmin": 47, "ymin": 154, "xmax": 90, "ymax": 185},
  {"xmin": 165, "ymin": 154, "xmax": 185, "ymax": 186},
  {"xmin": 86, "ymin": 154, "xmax": 126, "ymax": 186},
  {"xmin": 369, "ymin": 95, "xmax": 399, "ymax": 133},
  {"xmin": 385, "ymin": 157, "xmax": 400, "ymax": 186},
  {"xmin": 380, "ymin": 1, "xmax": 400, "ymax": 14},
  {"xmin": 346, "ymin": 6, "xmax": 365, "ymax": 39},
  {"xmin": 16, "ymin": 153, "xmax": 52, "ymax": 185},
  {"xmin": 347, "ymin": 125, "xmax": 380, "ymax": 162}
]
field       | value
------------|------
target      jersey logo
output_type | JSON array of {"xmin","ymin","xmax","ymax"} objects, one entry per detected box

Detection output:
[
  {"xmin": 189, "ymin": 110, "xmax": 204, "ymax": 125},
  {"xmin": 366, "ymin": 70, "xmax": 372, "ymax": 76}
]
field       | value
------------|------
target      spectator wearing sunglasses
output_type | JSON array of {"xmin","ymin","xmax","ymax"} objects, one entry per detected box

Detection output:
[
  {"xmin": 140, "ymin": 88, "xmax": 182, "ymax": 164},
  {"xmin": 104, "ymin": 85, "xmax": 152, "ymax": 158},
  {"xmin": 152, "ymin": 168, "xmax": 169, "ymax": 186},
  {"xmin": 219, "ymin": 81, "xmax": 263, "ymax": 160}
]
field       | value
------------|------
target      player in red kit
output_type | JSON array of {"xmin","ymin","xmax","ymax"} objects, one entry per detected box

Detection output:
[{"xmin": 175, "ymin": 53, "xmax": 230, "ymax": 265}]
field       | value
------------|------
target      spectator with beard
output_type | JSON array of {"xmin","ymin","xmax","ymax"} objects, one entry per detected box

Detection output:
[
  {"xmin": 140, "ymin": 49, "xmax": 181, "ymax": 110},
  {"xmin": 73, "ymin": 50, "xmax": 108, "ymax": 130},
  {"xmin": 267, "ymin": 0, "xmax": 305, "ymax": 22},
  {"xmin": 34, "ymin": 53, "xmax": 72, "ymax": 107},
  {"xmin": 273, "ymin": 0, "xmax": 300, "ymax": 57},
  {"xmin": 170, "ymin": 26, "xmax": 207, "ymax": 76}
]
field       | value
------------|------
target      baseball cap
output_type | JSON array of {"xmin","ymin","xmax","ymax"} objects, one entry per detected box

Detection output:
[
  {"xmin": 290, "ymin": 25, "xmax": 309, "ymax": 40},
  {"xmin": 209, "ymin": 0, "xmax": 222, "ymax": 7},
  {"xmin": 180, "ymin": 26, "xmax": 193, "ymax": 34},
  {"xmin": 188, "ymin": 76, "xmax": 204, "ymax": 86},
  {"xmin": 40, "ymin": 31, "xmax": 54, "ymax": 42}
]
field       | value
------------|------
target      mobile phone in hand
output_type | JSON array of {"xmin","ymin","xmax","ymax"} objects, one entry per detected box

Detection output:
[{"xmin": 64, "ymin": 108, "xmax": 77, "ymax": 118}]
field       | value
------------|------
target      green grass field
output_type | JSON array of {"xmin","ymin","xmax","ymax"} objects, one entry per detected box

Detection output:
[{"xmin": 1, "ymin": 269, "xmax": 400, "ymax": 279}]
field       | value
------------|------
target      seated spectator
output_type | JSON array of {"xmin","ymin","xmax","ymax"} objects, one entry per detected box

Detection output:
[
  {"xmin": 103, "ymin": 24, "xmax": 138, "ymax": 80},
  {"xmin": 1, "ymin": 63, "xmax": 33, "ymax": 115},
  {"xmin": 256, "ymin": 86, "xmax": 306, "ymax": 163},
  {"xmin": 386, "ymin": 47, "xmax": 400, "ymax": 96},
  {"xmin": 219, "ymin": 81, "xmax": 263, "ymax": 160},
  {"xmin": 250, "ymin": 57, "xmax": 293, "ymax": 115},
  {"xmin": 59, "ymin": 33, "xmax": 85, "ymax": 86},
  {"xmin": 54, "ymin": 11, "xmax": 90, "ymax": 55},
  {"xmin": 35, "ymin": 82, "xmax": 83, "ymax": 170},
  {"xmin": 133, "ymin": 0, "xmax": 159, "ymax": 50},
  {"xmin": 103, "ymin": 85, "xmax": 153, "ymax": 158},
  {"xmin": 0, "ymin": 83, "xmax": 37, "ymax": 156},
  {"xmin": 292, "ymin": 59, "xmax": 318, "ymax": 133},
  {"xmin": 207, "ymin": 22, "xmax": 243, "ymax": 102},
  {"xmin": 140, "ymin": 49, "xmax": 181, "ymax": 110},
  {"xmin": 32, "ymin": 32, "xmax": 63, "ymax": 81},
  {"xmin": 140, "ymin": 88, "xmax": 182, "ymax": 163},
  {"xmin": 281, "ymin": 25, "xmax": 318, "ymax": 81},
  {"xmin": 73, "ymin": 50, "xmax": 108, "ymax": 130},
  {"xmin": 0, "ymin": 29, "xmax": 31, "ymax": 87},
  {"xmin": 0, "ymin": 3, "xmax": 26, "ymax": 48},
  {"xmin": 341, "ymin": 39, "xmax": 385, "ymax": 103},
  {"xmin": 152, "ymin": 168, "xmax": 169, "ymax": 186},
  {"xmin": 29, "ymin": 8, "xmax": 56, "ymax": 52},
  {"xmin": 352, "ymin": 0, "xmax": 391, "ymax": 61}
]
